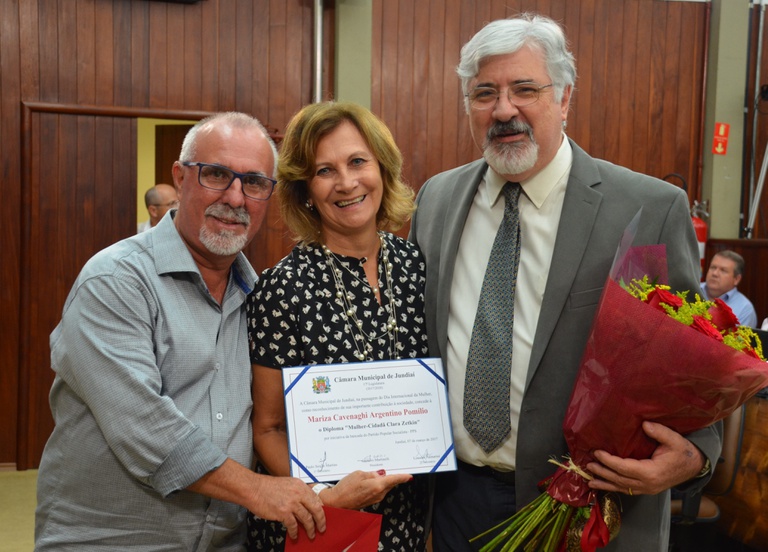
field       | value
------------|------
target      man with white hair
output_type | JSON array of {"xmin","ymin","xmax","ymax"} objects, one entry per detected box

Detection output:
[{"xmin": 411, "ymin": 14, "xmax": 721, "ymax": 551}]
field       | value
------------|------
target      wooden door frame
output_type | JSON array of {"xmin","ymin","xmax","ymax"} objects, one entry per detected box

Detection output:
[{"xmin": 16, "ymin": 102, "xmax": 214, "ymax": 469}]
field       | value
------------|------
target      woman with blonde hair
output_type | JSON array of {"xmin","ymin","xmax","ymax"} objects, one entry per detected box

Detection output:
[{"xmin": 246, "ymin": 101, "xmax": 429, "ymax": 551}]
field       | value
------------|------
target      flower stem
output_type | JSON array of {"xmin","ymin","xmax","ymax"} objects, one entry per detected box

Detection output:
[{"xmin": 477, "ymin": 493, "xmax": 562, "ymax": 552}]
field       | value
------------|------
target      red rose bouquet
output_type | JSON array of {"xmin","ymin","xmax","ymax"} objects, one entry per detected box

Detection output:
[{"xmin": 472, "ymin": 238, "xmax": 768, "ymax": 552}]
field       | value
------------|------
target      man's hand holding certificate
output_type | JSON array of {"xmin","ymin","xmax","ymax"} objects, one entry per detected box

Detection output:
[{"xmin": 282, "ymin": 358, "xmax": 456, "ymax": 482}]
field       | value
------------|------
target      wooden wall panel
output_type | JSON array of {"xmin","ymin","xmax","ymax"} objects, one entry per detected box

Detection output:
[
  {"xmin": 0, "ymin": 0, "xmax": 22, "ymax": 467},
  {"xmin": 94, "ymin": 4, "xmax": 115, "ymax": 102},
  {"xmin": 17, "ymin": 112, "xmax": 137, "ymax": 469},
  {"xmin": 148, "ymin": 2, "xmax": 169, "ymax": 108},
  {"xmin": 371, "ymin": 0, "xmax": 708, "ymax": 212},
  {"xmin": 2, "ymin": 0, "xmax": 321, "ymax": 468}
]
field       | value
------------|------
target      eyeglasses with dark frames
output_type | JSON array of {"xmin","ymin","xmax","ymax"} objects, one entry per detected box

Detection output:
[
  {"xmin": 181, "ymin": 161, "xmax": 276, "ymax": 201},
  {"xmin": 466, "ymin": 82, "xmax": 554, "ymax": 110}
]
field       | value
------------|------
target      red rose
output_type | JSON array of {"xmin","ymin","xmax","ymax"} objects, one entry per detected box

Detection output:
[
  {"xmin": 646, "ymin": 287, "xmax": 683, "ymax": 312},
  {"xmin": 690, "ymin": 315, "xmax": 724, "ymax": 341},
  {"xmin": 708, "ymin": 298, "xmax": 740, "ymax": 331}
]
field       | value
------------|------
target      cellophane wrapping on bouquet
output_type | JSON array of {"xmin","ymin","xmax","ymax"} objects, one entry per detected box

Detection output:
[
  {"xmin": 564, "ymin": 258, "xmax": 768, "ymax": 468},
  {"xmin": 473, "ymin": 223, "xmax": 768, "ymax": 552}
]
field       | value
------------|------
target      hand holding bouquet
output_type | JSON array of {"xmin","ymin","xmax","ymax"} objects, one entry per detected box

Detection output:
[{"xmin": 473, "ymin": 242, "xmax": 768, "ymax": 552}]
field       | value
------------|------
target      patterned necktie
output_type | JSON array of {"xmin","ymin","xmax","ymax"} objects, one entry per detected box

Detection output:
[{"xmin": 464, "ymin": 182, "xmax": 522, "ymax": 454}]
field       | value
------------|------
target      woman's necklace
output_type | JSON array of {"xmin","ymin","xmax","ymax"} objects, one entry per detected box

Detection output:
[{"xmin": 322, "ymin": 232, "xmax": 400, "ymax": 361}]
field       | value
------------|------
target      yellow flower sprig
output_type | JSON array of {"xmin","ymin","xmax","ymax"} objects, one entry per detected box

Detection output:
[
  {"xmin": 621, "ymin": 275, "xmax": 666, "ymax": 302},
  {"xmin": 724, "ymin": 327, "xmax": 764, "ymax": 359},
  {"xmin": 621, "ymin": 276, "xmax": 765, "ymax": 361}
]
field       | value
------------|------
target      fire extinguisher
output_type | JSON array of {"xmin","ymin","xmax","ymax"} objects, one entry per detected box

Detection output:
[{"xmin": 691, "ymin": 200, "xmax": 709, "ymax": 282}]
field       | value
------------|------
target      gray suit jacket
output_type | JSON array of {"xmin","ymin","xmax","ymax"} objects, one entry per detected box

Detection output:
[{"xmin": 410, "ymin": 140, "xmax": 722, "ymax": 551}]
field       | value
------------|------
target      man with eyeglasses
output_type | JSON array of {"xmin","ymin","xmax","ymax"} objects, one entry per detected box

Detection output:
[
  {"xmin": 137, "ymin": 183, "xmax": 179, "ymax": 233},
  {"xmin": 36, "ymin": 112, "xmax": 326, "ymax": 551},
  {"xmin": 409, "ymin": 14, "xmax": 721, "ymax": 552}
]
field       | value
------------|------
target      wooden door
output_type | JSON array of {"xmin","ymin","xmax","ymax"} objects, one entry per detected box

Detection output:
[
  {"xmin": 18, "ymin": 110, "xmax": 137, "ymax": 468},
  {"xmin": 155, "ymin": 125, "xmax": 193, "ymax": 185}
]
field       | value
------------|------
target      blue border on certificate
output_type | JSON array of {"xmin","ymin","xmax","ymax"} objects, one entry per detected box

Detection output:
[{"xmin": 282, "ymin": 357, "xmax": 456, "ymax": 482}]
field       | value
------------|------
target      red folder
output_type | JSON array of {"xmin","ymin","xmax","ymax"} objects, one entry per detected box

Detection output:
[{"xmin": 285, "ymin": 506, "xmax": 381, "ymax": 551}]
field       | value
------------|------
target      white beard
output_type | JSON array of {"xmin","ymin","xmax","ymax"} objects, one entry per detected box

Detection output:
[
  {"xmin": 199, "ymin": 203, "xmax": 251, "ymax": 256},
  {"xmin": 200, "ymin": 227, "xmax": 249, "ymax": 256},
  {"xmin": 483, "ymin": 138, "xmax": 538, "ymax": 177}
]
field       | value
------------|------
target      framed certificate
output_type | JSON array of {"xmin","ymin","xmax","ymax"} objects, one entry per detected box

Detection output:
[{"xmin": 282, "ymin": 357, "xmax": 456, "ymax": 483}]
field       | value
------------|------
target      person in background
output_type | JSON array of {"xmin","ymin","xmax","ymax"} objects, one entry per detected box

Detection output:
[
  {"xmin": 35, "ymin": 112, "xmax": 325, "ymax": 551},
  {"xmin": 137, "ymin": 183, "xmax": 180, "ymax": 233},
  {"xmin": 137, "ymin": 182, "xmax": 179, "ymax": 233},
  {"xmin": 246, "ymin": 101, "xmax": 430, "ymax": 551},
  {"xmin": 700, "ymin": 250, "xmax": 758, "ymax": 327},
  {"xmin": 409, "ymin": 13, "xmax": 721, "ymax": 552}
]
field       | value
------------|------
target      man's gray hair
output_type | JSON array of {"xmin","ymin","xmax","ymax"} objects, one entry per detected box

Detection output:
[
  {"xmin": 179, "ymin": 112, "xmax": 278, "ymax": 175},
  {"xmin": 457, "ymin": 13, "xmax": 577, "ymax": 112}
]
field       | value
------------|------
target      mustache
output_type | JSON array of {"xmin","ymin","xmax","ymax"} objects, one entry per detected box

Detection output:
[
  {"xmin": 205, "ymin": 203, "xmax": 250, "ymax": 225},
  {"xmin": 486, "ymin": 119, "xmax": 534, "ymax": 142}
]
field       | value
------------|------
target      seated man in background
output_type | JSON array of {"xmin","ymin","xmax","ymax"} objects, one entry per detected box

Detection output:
[
  {"xmin": 700, "ymin": 250, "xmax": 757, "ymax": 327},
  {"xmin": 137, "ymin": 182, "xmax": 179, "ymax": 232}
]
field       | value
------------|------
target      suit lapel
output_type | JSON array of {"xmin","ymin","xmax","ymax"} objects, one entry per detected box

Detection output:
[
  {"xmin": 526, "ymin": 142, "xmax": 602, "ymax": 387},
  {"xmin": 436, "ymin": 160, "xmax": 488, "ymax": 355}
]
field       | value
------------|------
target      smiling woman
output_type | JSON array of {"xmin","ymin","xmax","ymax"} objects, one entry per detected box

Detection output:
[
  {"xmin": 305, "ymin": 120, "xmax": 384, "ymax": 255},
  {"xmin": 245, "ymin": 101, "xmax": 431, "ymax": 552}
]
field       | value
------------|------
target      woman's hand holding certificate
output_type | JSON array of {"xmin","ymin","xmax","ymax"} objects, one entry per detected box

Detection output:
[{"xmin": 317, "ymin": 470, "xmax": 413, "ymax": 509}]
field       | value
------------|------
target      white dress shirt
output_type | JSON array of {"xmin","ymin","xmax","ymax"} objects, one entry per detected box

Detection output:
[{"xmin": 446, "ymin": 136, "xmax": 573, "ymax": 470}]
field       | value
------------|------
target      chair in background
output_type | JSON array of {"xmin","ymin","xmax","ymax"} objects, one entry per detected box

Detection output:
[
  {"xmin": 707, "ymin": 397, "xmax": 768, "ymax": 549},
  {"xmin": 669, "ymin": 404, "xmax": 745, "ymax": 550}
]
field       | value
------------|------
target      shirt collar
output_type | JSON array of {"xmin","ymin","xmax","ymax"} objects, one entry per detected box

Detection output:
[
  {"xmin": 152, "ymin": 210, "xmax": 257, "ymax": 294},
  {"xmin": 702, "ymin": 283, "xmax": 737, "ymax": 302},
  {"xmin": 484, "ymin": 133, "xmax": 573, "ymax": 209}
]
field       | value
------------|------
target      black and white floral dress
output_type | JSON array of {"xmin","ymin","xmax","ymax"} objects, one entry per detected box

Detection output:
[{"xmin": 245, "ymin": 233, "xmax": 430, "ymax": 552}]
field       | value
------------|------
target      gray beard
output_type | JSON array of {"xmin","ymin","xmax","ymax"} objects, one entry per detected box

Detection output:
[
  {"xmin": 483, "ymin": 139, "xmax": 538, "ymax": 176},
  {"xmin": 199, "ymin": 203, "xmax": 251, "ymax": 256},
  {"xmin": 199, "ymin": 227, "xmax": 249, "ymax": 256}
]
